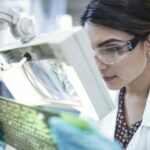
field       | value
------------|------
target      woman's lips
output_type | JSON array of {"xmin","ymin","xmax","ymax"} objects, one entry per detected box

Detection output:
[{"xmin": 103, "ymin": 76, "xmax": 117, "ymax": 82}]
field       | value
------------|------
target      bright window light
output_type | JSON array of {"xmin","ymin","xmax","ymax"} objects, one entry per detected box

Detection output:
[{"xmin": 58, "ymin": 14, "xmax": 73, "ymax": 30}]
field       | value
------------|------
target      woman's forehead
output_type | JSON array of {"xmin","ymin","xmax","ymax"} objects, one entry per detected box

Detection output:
[{"xmin": 84, "ymin": 22, "xmax": 133, "ymax": 47}]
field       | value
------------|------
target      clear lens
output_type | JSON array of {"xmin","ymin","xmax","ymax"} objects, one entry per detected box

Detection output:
[{"xmin": 94, "ymin": 43, "xmax": 132, "ymax": 64}]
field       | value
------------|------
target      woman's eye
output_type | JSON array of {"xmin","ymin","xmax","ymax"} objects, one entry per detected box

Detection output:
[{"xmin": 106, "ymin": 46, "xmax": 120, "ymax": 52}]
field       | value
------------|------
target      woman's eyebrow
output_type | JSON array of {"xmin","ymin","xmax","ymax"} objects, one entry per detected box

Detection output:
[{"xmin": 97, "ymin": 38, "xmax": 123, "ymax": 47}]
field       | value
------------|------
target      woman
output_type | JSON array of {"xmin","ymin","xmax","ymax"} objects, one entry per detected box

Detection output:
[
  {"xmin": 50, "ymin": 0, "xmax": 150, "ymax": 149},
  {"xmin": 81, "ymin": 0, "xmax": 150, "ymax": 149}
]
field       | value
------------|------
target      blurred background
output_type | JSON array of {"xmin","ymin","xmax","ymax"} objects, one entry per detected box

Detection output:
[{"xmin": 0, "ymin": 0, "xmax": 90, "ymax": 44}]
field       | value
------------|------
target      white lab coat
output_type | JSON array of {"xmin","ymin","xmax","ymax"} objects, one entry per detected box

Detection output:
[{"xmin": 99, "ymin": 90, "xmax": 150, "ymax": 150}]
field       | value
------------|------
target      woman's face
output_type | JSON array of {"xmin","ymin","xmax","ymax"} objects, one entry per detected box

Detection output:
[{"xmin": 84, "ymin": 23, "xmax": 148, "ymax": 90}]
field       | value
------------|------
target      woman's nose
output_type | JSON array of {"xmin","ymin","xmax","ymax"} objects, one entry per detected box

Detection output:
[{"xmin": 95, "ymin": 58, "xmax": 109, "ymax": 70}]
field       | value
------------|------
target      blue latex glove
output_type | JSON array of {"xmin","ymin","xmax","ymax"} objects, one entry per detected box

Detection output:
[
  {"xmin": 0, "ymin": 140, "xmax": 6, "ymax": 150},
  {"xmin": 49, "ymin": 117, "xmax": 122, "ymax": 150}
]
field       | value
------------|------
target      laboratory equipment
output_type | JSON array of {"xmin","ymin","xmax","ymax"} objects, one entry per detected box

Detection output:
[{"xmin": 0, "ymin": 27, "xmax": 114, "ymax": 120}]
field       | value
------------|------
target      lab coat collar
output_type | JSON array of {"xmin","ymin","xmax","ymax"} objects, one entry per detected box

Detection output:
[{"xmin": 142, "ymin": 90, "xmax": 150, "ymax": 127}]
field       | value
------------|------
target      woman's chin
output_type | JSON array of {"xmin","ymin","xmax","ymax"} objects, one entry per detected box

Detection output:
[{"xmin": 106, "ymin": 84, "xmax": 123, "ymax": 90}]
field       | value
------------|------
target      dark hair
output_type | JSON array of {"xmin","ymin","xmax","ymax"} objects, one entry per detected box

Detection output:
[{"xmin": 81, "ymin": 0, "xmax": 150, "ymax": 39}]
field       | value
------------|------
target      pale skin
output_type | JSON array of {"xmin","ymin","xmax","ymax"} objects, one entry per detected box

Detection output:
[{"xmin": 84, "ymin": 22, "xmax": 150, "ymax": 126}]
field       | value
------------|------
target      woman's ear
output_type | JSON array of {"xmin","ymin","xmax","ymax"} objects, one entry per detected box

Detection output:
[
  {"xmin": 144, "ymin": 34, "xmax": 150, "ymax": 53},
  {"xmin": 145, "ymin": 34, "xmax": 150, "ymax": 61},
  {"xmin": 147, "ymin": 34, "xmax": 150, "ymax": 48}
]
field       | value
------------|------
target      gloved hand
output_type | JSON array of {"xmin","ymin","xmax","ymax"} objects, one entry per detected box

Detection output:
[{"xmin": 49, "ymin": 115, "xmax": 122, "ymax": 150}]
